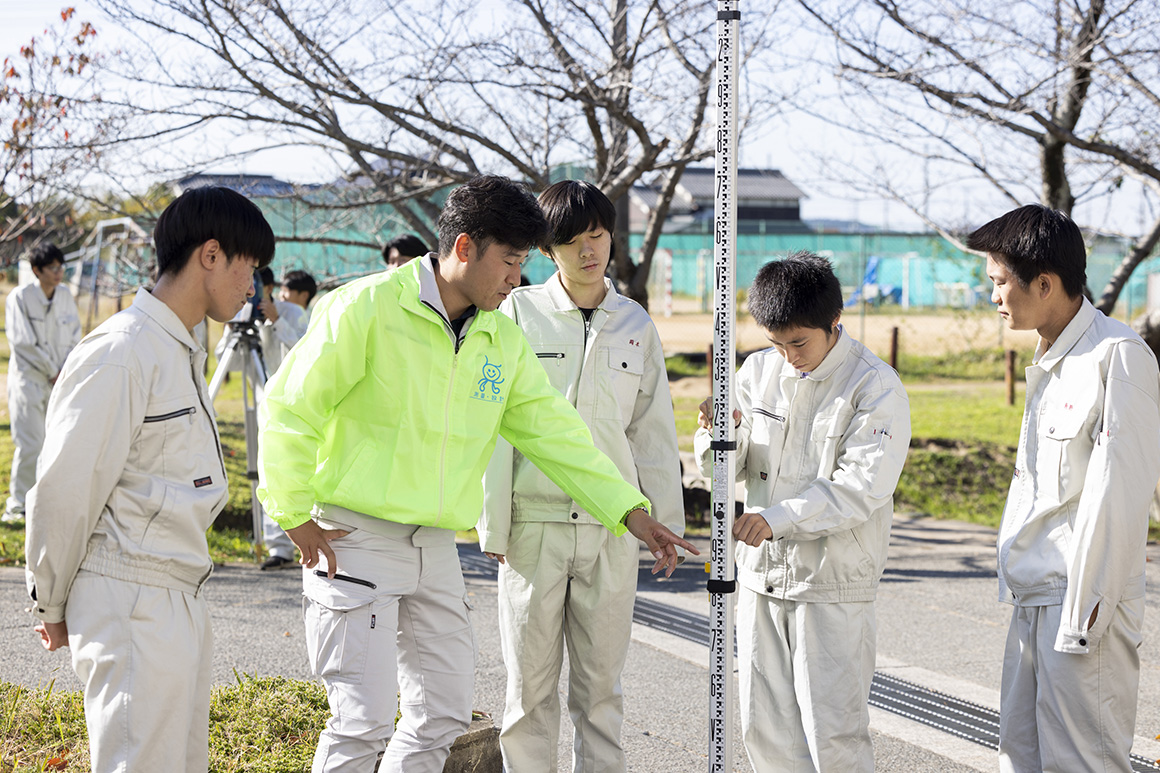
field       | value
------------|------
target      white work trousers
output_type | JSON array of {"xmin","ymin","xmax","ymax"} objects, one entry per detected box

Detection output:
[
  {"xmin": 999, "ymin": 599, "xmax": 1143, "ymax": 773},
  {"xmin": 737, "ymin": 587, "xmax": 876, "ymax": 773},
  {"xmin": 304, "ymin": 516, "xmax": 474, "ymax": 773},
  {"xmin": 6, "ymin": 373, "xmax": 49, "ymax": 514},
  {"xmin": 497, "ymin": 521, "xmax": 638, "ymax": 773},
  {"xmin": 66, "ymin": 571, "xmax": 213, "ymax": 773}
]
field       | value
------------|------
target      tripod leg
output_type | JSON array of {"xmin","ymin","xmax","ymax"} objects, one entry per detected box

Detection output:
[
  {"xmin": 240, "ymin": 362, "xmax": 264, "ymax": 549},
  {"xmin": 208, "ymin": 333, "xmax": 245, "ymax": 399}
]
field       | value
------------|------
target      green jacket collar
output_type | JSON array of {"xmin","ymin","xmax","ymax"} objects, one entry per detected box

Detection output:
[{"xmin": 399, "ymin": 254, "xmax": 498, "ymax": 342}]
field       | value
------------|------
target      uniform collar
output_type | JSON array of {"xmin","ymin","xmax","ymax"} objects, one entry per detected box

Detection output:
[
  {"xmin": 132, "ymin": 287, "xmax": 202, "ymax": 352},
  {"xmin": 1033, "ymin": 297, "xmax": 1095, "ymax": 372},
  {"xmin": 778, "ymin": 324, "xmax": 851, "ymax": 382},
  {"xmin": 543, "ymin": 272, "xmax": 619, "ymax": 314},
  {"xmin": 407, "ymin": 253, "xmax": 495, "ymax": 337}
]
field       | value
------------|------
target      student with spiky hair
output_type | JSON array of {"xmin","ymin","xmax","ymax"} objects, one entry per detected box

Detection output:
[
  {"xmin": 480, "ymin": 180, "xmax": 685, "ymax": 772},
  {"xmin": 694, "ymin": 252, "xmax": 910, "ymax": 772},
  {"xmin": 26, "ymin": 186, "xmax": 275, "ymax": 773},
  {"xmin": 973, "ymin": 204, "xmax": 1160, "ymax": 773},
  {"xmin": 4, "ymin": 242, "xmax": 81, "ymax": 523}
]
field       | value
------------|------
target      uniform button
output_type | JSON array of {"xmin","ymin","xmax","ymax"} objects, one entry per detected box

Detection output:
[
  {"xmin": 1079, "ymin": 638, "xmax": 1087, "ymax": 646},
  {"xmin": 765, "ymin": 586, "xmax": 773, "ymax": 593},
  {"xmin": 1049, "ymin": 427, "xmax": 1055, "ymax": 434},
  {"xmin": 571, "ymin": 512, "xmax": 579, "ymax": 520},
  {"xmin": 621, "ymin": 361, "xmax": 628, "ymax": 368}
]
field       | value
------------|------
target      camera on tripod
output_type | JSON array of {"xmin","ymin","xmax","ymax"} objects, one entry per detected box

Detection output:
[{"xmin": 249, "ymin": 269, "xmax": 265, "ymax": 322}]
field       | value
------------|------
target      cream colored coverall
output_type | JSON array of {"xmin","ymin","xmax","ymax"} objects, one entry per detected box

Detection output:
[
  {"xmin": 481, "ymin": 275, "xmax": 684, "ymax": 773},
  {"xmin": 5, "ymin": 280, "xmax": 80, "ymax": 516}
]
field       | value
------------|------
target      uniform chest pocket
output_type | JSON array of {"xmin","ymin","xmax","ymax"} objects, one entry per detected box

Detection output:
[
  {"xmin": 599, "ymin": 346, "xmax": 645, "ymax": 424},
  {"xmin": 811, "ymin": 409, "xmax": 853, "ymax": 479},
  {"xmin": 534, "ymin": 349, "xmax": 569, "ymax": 392},
  {"xmin": 1037, "ymin": 407, "xmax": 1097, "ymax": 504},
  {"xmin": 746, "ymin": 404, "xmax": 789, "ymax": 488},
  {"xmin": 749, "ymin": 405, "xmax": 788, "ymax": 447},
  {"xmin": 135, "ymin": 397, "xmax": 204, "ymax": 476}
]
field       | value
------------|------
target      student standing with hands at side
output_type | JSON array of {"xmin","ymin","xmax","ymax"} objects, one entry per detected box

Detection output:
[
  {"xmin": 973, "ymin": 205, "xmax": 1160, "ymax": 773},
  {"xmin": 25, "ymin": 187, "xmax": 275, "ymax": 772},
  {"xmin": 480, "ymin": 181, "xmax": 685, "ymax": 773},
  {"xmin": 4, "ymin": 243, "xmax": 81, "ymax": 523}
]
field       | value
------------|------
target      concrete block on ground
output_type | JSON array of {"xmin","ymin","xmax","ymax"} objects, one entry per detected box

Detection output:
[{"xmin": 443, "ymin": 714, "xmax": 501, "ymax": 773}]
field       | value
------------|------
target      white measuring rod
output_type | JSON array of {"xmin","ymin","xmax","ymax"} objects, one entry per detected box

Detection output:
[{"xmin": 708, "ymin": 2, "xmax": 740, "ymax": 772}]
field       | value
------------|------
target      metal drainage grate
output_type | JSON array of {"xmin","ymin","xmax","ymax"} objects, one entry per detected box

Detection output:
[{"xmin": 457, "ymin": 549, "xmax": 1160, "ymax": 772}]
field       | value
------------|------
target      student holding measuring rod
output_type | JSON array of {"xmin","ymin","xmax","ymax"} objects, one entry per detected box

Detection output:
[{"xmin": 695, "ymin": 252, "xmax": 910, "ymax": 772}]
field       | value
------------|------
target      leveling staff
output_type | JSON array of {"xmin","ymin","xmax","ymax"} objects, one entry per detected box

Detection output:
[{"xmin": 258, "ymin": 175, "xmax": 697, "ymax": 773}]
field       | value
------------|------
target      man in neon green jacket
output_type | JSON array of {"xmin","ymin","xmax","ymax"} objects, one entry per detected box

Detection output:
[{"xmin": 258, "ymin": 175, "xmax": 696, "ymax": 773}]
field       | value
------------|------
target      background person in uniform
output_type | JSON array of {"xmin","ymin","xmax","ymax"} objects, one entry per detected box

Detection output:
[
  {"xmin": 695, "ymin": 253, "xmax": 910, "ymax": 772},
  {"xmin": 253, "ymin": 265, "xmax": 310, "ymax": 375},
  {"xmin": 382, "ymin": 233, "xmax": 430, "ymax": 271},
  {"xmin": 279, "ymin": 269, "xmax": 317, "ymax": 313},
  {"xmin": 480, "ymin": 180, "xmax": 685, "ymax": 773},
  {"xmin": 255, "ymin": 266, "xmax": 313, "ymax": 569},
  {"xmin": 4, "ymin": 243, "xmax": 81, "ymax": 523},
  {"xmin": 214, "ymin": 265, "xmax": 314, "ymax": 568},
  {"xmin": 972, "ymin": 205, "xmax": 1160, "ymax": 773},
  {"xmin": 258, "ymin": 175, "xmax": 696, "ymax": 773},
  {"xmin": 25, "ymin": 186, "xmax": 274, "ymax": 772}
]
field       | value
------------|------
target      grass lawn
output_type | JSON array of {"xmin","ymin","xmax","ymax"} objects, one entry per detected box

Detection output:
[{"xmin": 1, "ymin": 675, "xmax": 329, "ymax": 773}]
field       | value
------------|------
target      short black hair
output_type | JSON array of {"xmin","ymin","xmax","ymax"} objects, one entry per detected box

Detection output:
[
  {"xmin": 382, "ymin": 234, "xmax": 430, "ymax": 265},
  {"xmin": 153, "ymin": 186, "xmax": 275, "ymax": 277},
  {"xmin": 436, "ymin": 176, "xmax": 548, "ymax": 258},
  {"xmin": 29, "ymin": 243, "xmax": 65, "ymax": 270},
  {"xmin": 748, "ymin": 252, "xmax": 843, "ymax": 332},
  {"xmin": 537, "ymin": 180, "xmax": 616, "ymax": 255},
  {"xmin": 966, "ymin": 204, "xmax": 1086, "ymax": 298},
  {"xmin": 282, "ymin": 269, "xmax": 317, "ymax": 305},
  {"xmin": 257, "ymin": 266, "xmax": 275, "ymax": 287}
]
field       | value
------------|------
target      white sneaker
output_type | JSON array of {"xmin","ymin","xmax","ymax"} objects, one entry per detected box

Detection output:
[{"xmin": 1, "ymin": 508, "xmax": 25, "ymax": 524}]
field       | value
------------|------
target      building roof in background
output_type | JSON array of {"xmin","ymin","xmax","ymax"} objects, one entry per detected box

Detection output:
[
  {"xmin": 172, "ymin": 173, "xmax": 301, "ymax": 198},
  {"xmin": 675, "ymin": 167, "xmax": 808, "ymax": 202}
]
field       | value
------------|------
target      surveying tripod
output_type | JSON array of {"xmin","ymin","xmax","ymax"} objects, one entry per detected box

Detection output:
[{"xmin": 207, "ymin": 319, "xmax": 269, "ymax": 549}]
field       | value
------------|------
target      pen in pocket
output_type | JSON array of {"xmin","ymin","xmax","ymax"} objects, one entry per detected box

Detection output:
[{"xmin": 313, "ymin": 570, "xmax": 377, "ymax": 589}]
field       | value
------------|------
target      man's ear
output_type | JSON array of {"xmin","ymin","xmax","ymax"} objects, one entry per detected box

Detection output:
[
  {"xmin": 195, "ymin": 239, "xmax": 222, "ymax": 270},
  {"xmin": 453, "ymin": 233, "xmax": 474, "ymax": 264},
  {"xmin": 1036, "ymin": 273, "xmax": 1054, "ymax": 300}
]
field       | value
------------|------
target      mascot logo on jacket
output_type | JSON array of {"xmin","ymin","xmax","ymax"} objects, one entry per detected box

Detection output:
[{"xmin": 471, "ymin": 356, "xmax": 505, "ymax": 403}]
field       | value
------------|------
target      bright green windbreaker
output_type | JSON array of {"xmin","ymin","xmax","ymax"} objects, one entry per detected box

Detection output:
[{"xmin": 257, "ymin": 259, "xmax": 650, "ymax": 533}]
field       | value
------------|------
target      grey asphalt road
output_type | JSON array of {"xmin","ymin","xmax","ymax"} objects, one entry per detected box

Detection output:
[{"xmin": 6, "ymin": 514, "xmax": 1160, "ymax": 771}]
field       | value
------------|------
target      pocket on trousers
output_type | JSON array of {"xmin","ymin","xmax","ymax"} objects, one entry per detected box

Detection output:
[{"xmin": 302, "ymin": 578, "xmax": 374, "ymax": 684}]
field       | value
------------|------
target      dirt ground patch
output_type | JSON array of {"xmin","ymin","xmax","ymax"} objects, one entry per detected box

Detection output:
[{"xmin": 652, "ymin": 304, "xmax": 1040, "ymax": 359}]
